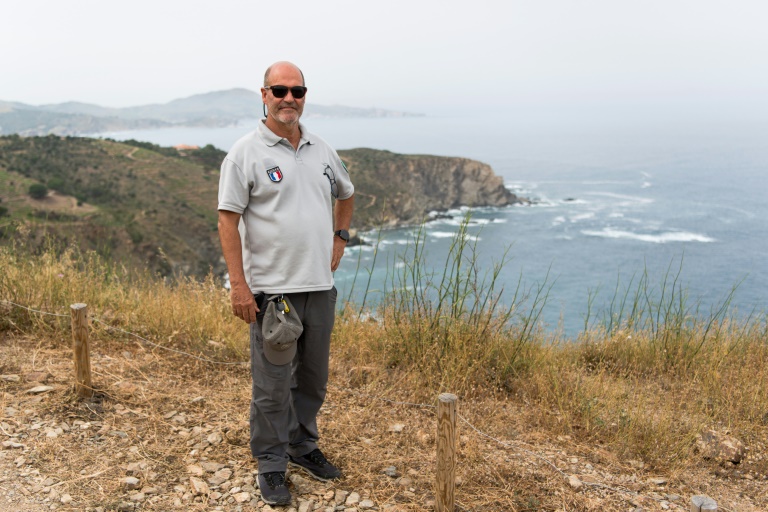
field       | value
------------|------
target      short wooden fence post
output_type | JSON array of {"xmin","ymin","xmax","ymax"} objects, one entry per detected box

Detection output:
[
  {"xmin": 70, "ymin": 303, "xmax": 93, "ymax": 398},
  {"xmin": 436, "ymin": 393, "xmax": 458, "ymax": 512},
  {"xmin": 691, "ymin": 495, "xmax": 718, "ymax": 511}
]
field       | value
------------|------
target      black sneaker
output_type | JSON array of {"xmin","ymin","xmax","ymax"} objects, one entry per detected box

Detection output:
[
  {"xmin": 258, "ymin": 471, "xmax": 291, "ymax": 506},
  {"xmin": 289, "ymin": 448, "xmax": 342, "ymax": 481}
]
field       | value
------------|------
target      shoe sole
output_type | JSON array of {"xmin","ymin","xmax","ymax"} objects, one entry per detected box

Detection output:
[
  {"xmin": 260, "ymin": 492, "xmax": 292, "ymax": 506},
  {"xmin": 288, "ymin": 460, "xmax": 341, "ymax": 482}
]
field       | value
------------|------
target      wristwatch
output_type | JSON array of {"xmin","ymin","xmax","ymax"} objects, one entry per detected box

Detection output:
[{"xmin": 334, "ymin": 229, "xmax": 350, "ymax": 242}]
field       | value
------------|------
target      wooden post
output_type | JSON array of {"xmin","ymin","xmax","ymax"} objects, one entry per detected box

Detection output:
[
  {"xmin": 436, "ymin": 393, "xmax": 458, "ymax": 512},
  {"xmin": 691, "ymin": 495, "xmax": 718, "ymax": 511},
  {"xmin": 70, "ymin": 303, "xmax": 93, "ymax": 398}
]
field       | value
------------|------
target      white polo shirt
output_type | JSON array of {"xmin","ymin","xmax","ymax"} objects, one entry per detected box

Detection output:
[{"xmin": 218, "ymin": 120, "xmax": 354, "ymax": 294}]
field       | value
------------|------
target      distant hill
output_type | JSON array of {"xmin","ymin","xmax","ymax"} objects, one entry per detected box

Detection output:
[
  {"xmin": 0, "ymin": 89, "xmax": 423, "ymax": 136},
  {"xmin": 0, "ymin": 135, "xmax": 520, "ymax": 278}
]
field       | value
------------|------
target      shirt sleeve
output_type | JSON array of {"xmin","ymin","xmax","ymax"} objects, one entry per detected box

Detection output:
[
  {"xmin": 332, "ymin": 151, "xmax": 355, "ymax": 200},
  {"xmin": 218, "ymin": 157, "xmax": 250, "ymax": 213}
]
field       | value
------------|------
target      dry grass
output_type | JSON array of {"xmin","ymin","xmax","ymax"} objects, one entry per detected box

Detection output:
[{"xmin": 1, "ymin": 242, "xmax": 767, "ymax": 511}]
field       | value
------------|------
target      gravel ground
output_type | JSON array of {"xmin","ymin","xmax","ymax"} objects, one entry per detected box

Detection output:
[{"xmin": 1, "ymin": 332, "xmax": 766, "ymax": 511}]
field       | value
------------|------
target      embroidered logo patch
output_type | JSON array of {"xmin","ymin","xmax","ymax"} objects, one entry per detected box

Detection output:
[{"xmin": 266, "ymin": 166, "xmax": 283, "ymax": 182}]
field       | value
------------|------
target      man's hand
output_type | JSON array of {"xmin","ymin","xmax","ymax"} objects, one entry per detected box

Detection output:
[
  {"xmin": 332, "ymin": 195, "xmax": 354, "ymax": 271},
  {"xmin": 331, "ymin": 236, "xmax": 346, "ymax": 271},
  {"xmin": 230, "ymin": 281, "xmax": 259, "ymax": 324}
]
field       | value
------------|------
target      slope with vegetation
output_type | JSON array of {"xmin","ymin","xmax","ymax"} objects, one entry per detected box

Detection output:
[
  {"xmin": 0, "ymin": 135, "xmax": 520, "ymax": 279},
  {"xmin": 0, "ymin": 135, "xmax": 223, "ymax": 277}
]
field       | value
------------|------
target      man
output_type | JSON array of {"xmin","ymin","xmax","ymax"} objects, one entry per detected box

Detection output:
[{"xmin": 217, "ymin": 61, "xmax": 354, "ymax": 506}]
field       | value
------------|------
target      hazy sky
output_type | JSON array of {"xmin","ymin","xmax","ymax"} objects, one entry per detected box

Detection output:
[{"xmin": 2, "ymin": 0, "xmax": 767, "ymax": 117}]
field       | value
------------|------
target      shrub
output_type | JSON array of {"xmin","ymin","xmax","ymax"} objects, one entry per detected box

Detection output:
[{"xmin": 28, "ymin": 183, "xmax": 48, "ymax": 199}]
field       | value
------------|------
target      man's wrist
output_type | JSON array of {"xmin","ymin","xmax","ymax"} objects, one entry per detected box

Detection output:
[{"xmin": 334, "ymin": 229, "xmax": 350, "ymax": 243}]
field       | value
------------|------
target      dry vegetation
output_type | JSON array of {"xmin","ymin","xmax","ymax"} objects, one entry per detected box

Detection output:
[{"xmin": 1, "ymin": 235, "xmax": 767, "ymax": 511}]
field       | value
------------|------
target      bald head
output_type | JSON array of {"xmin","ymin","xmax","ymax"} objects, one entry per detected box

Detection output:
[{"xmin": 264, "ymin": 61, "xmax": 305, "ymax": 87}]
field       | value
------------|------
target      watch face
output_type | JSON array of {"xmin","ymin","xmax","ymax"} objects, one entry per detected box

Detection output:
[{"xmin": 336, "ymin": 229, "xmax": 349, "ymax": 241}]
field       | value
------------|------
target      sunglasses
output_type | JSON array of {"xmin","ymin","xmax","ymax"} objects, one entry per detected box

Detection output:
[
  {"xmin": 265, "ymin": 85, "xmax": 308, "ymax": 99},
  {"xmin": 323, "ymin": 164, "xmax": 338, "ymax": 198}
]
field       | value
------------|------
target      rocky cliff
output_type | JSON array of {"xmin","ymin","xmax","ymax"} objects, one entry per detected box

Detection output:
[{"xmin": 337, "ymin": 148, "xmax": 523, "ymax": 230}]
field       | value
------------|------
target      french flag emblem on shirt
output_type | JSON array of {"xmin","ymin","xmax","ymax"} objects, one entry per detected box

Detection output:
[{"xmin": 266, "ymin": 166, "xmax": 283, "ymax": 182}]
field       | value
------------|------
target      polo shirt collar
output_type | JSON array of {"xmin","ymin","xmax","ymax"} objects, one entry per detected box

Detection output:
[{"xmin": 257, "ymin": 119, "xmax": 315, "ymax": 147}]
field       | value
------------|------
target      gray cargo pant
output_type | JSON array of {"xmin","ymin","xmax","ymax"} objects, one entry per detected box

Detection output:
[{"xmin": 248, "ymin": 287, "xmax": 337, "ymax": 474}]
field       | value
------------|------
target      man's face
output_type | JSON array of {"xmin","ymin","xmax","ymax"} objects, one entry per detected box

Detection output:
[{"xmin": 261, "ymin": 64, "xmax": 305, "ymax": 126}]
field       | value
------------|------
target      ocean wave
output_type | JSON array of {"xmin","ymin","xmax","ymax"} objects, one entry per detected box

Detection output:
[
  {"xmin": 346, "ymin": 245, "xmax": 375, "ymax": 252},
  {"xmin": 587, "ymin": 192, "xmax": 654, "ymax": 205},
  {"xmin": 570, "ymin": 212, "xmax": 596, "ymax": 222},
  {"xmin": 527, "ymin": 198, "xmax": 559, "ymax": 208},
  {"xmin": 427, "ymin": 216, "xmax": 491, "ymax": 227},
  {"xmin": 581, "ymin": 228, "xmax": 715, "ymax": 244},
  {"xmin": 429, "ymin": 231, "xmax": 480, "ymax": 241}
]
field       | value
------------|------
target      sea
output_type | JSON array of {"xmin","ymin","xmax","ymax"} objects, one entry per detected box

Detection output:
[{"xmin": 99, "ymin": 110, "xmax": 768, "ymax": 336}]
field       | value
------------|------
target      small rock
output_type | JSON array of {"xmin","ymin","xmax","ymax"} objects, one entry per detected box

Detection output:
[
  {"xmin": 207, "ymin": 432, "xmax": 223, "ymax": 445},
  {"xmin": 213, "ymin": 468, "xmax": 232, "ymax": 481},
  {"xmin": 345, "ymin": 492, "xmax": 360, "ymax": 506},
  {"xmin": 208, "ymin": 475, "xmax": 228, "ymax": 486},
  {"xmin": 201, "ymin": 461, "xmax": 224, "ymax": 473},
  {"xmin": 26, "ymin": 385, "xmax": 54, "ymax": 394},
  {"xmin": 234, "ymin": 491, "xmax": 251, "ymax": 503},
  {"xmin": 60, "ymin": 494, "xmax": 72, "ymax": 504},
  {"xmin": 125, "ymin": 462, "xmax": 145, "ymax": 475},
  {"xmin": 298, "ymin": 500, "xmax": 314, "ymax": 512},
  {"xmin": 334, "ymin": 490, "xmax": 349, "ymax": 505},
  {"xmin": 395, "ymin": 477, "xmax": 412, "ymax": 487},
  {"xmin": 24, "ymin": 371, "xmax": 50, "ymax": 382},
  {"xmin": 289, "ymin": 473, "xmax": 311, "ymax": 488},
  {"xmin": 189, "ymin": 476, "xmax": 209, "ymax": 496},
  {"xmin": 389, "ymin": 423, "xmax": 405, "ymax": 433},
  {"xmin": 129, "ymin": 492, "xmax": 145, "ymax": 502},
  {"xmin": 696, "ymin": 429, "xmax": 746, "ymax": 463},
  {"xmin": 691, "ymin": 495, "xmax": 717, "ymax": 510},
  {"xmin": 2, "ymin": 441, "xmax": 25, "ymax": 449},
  {"xmin": 124, "ymin": 477, "xmax": 140, "ymax": 490},
  {"xmin": 649, "ymin": 477, "xmax": 668, "ymax": 485},
  {"xmin": 1, "ymin": 374, "xmax": 20, "ymax": 382},
  {"xmin": 383, "ymin": 466, "xmax": 399, "ymax": 478},
  {"xmin": 568, "ymin": 475, "xmax": 583, "ymax": 490},
  {"xmin": 187, "ymin": 464, "xmax": 204, "ymax": 476},
  {"xmin": 360, "ymin": 499, "xmax": 375, "ymax": 509}
]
